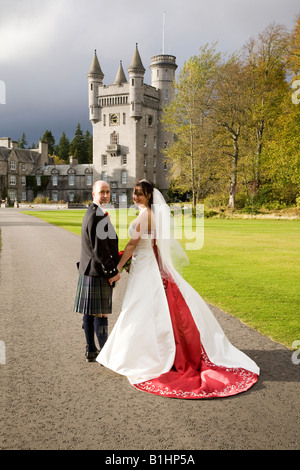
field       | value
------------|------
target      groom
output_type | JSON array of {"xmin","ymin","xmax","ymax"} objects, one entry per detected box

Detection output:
[{"xmin": 74, "ymin": 180, "xmax": 120, "ymax": 362}]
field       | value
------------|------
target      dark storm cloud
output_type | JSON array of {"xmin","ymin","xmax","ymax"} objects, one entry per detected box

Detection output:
[{"xmin": 1, "ymin": 0, "xmax": 299, "ymax": 146}]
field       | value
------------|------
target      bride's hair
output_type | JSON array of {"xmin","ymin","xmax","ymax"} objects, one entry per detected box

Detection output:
[{"xmin": 134, "ymin": 179, "xmax": 154, "ymax": 207}]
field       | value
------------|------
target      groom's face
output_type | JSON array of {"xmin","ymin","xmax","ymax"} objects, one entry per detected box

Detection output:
[{"xmin": 93, "ymin": 182, "xmax": 111, "ymax": 206}]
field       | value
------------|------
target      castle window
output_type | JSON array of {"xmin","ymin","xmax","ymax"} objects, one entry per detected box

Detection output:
[
  {"xmin": 153, "ymin": 155, "xmax": 157, "ymax": 167},
  {"xmin": 165, "ymin": 90, "xmax": 169, "ymax": 99},
  {"xmin": 36, "ymin": 175, "xmax": 41, "ymax": 186},
  {"xmin": 103, "ymin": 114, "xmax": 106, "ymax": 126},
  {"xmin": 69, "ymin": 174, "xmax": 75, "ymax": 186},
  {"xmin": 153, "ymin": 172, "xmax": 157, "ymax": 184},
  {"xmin": 86, "ymin": 174, "xmax": 92, "ymax": 186},
  {"xmin": 22, "ymin": 163, "xmax": 26, "ymax": 171},
  {"xmin": 132, "ymin": 79, "xmax": 134, "ymax": 86},
  {"xmin": 10, "ymin": 175, "xmax": 16, "ymax": 185},
  {"xmin": 121, "ymin": 170, "xmax": 127, "ymax": 185},
  {"xmin": 153, "ymin": 136, "xmax": 157, "ymax": 149},
  {"xmin": 123, "ymin": 113, "xmax": 126, "ymax": 124},
  {"xmin": 102, "ymin": 155, "xmax": 107, "ymax": 165},
  {"xmin": 144, "ymin": 155, "xmax": 147, "ymax": 166},
  {"xmin": 91, "ymin": 83, "xmax": 93, "ymax": 91},
  {"xmin": 110, "ymin": 132, "xmax": 118, "ymax": 145},
  {"xmin": 22, "ymin": 190, "xmax": 26, "ymax": 201},
  {"xmin": 10, "ymin": 160, "xmax": 16, "ymax": 170},
  {"xmin": 69, "ymin": 192, "xmax": 75, "ymax": 202},
  {"xmin": 112, "ymin": 192, "xmax": 117, "ymax": 204},
  {"xmin": 144, "ymin": 135, "xmax": 147, "ymax": 147},
  {"xmin": 101, "ymin": 171, "xmax": 107, "ymax": 182},
  {"xmin": 21, "ymin": 176, "xmax": 26, "ymax": 186},
  {"xmin": 147, "ymin": 115, "xmax": 153, "ymax": 126},
  {"xmin": 121, "ymin": 155, "xmax": 127, "ymax": 165},
  {"xmin": 52, "ymin": 174, "xmax": 58, "ymax": 186},
  {"xmin": 53, "ymin": 191, "xmax": 58, "ymax": 202},
  {"xmin": 9, "ymin": 190, "xmax": 15, "ymax": 201},
  {"xmin": 164, "ymin": 162, "xmax": 167, "ymax": 170}
]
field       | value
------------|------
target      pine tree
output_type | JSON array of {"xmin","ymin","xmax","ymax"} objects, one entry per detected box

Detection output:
[{"xmin": 41, "ymin": 130, "xmax": 55, "ymax": 155}]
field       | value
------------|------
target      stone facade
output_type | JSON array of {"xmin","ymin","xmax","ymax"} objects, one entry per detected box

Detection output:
[
  {"xmin": 88, "ymin": 45, "xmax": 177, "ymax": 205},
  {"xmin": 0, "ymin": 139, "xmax": 93, "ymax": 204},
  {"xmin": 0, "ymin": 138, "xmax": 48, "ymax": 203}
]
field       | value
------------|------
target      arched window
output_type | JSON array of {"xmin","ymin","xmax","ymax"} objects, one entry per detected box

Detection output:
[{"xmin": 110, "ymin": 132, "xmax": 118, "ymax": 145}]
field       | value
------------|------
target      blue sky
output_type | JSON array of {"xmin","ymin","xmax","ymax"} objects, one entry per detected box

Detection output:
[{"xmin": 0, "ymin": 0, "xmax": 299, "ymax": 147}]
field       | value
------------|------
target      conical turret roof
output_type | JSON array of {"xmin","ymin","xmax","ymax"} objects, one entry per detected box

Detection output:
[
  {"xmin": 113, "ymin": 60, "xmax": 127, "ymax": 85},
  {"xmin": 87, "ymin": 50, "xmax": 104, "ymax": 79},
  {"xmin": 128, "ymin": 44, "xmax": 145, "ymax": 73}
]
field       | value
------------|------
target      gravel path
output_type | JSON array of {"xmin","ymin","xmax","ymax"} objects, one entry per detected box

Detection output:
[{"xmin": 0, "ymin": 208, "xmax": 299, "ymax": 451}]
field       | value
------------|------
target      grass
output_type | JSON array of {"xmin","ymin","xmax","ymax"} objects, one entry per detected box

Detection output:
[{"xmin": 22, "ymin": 209, "xmax": 300, "ymax": 349}]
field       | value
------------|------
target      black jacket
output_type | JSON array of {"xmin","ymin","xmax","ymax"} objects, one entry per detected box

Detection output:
[{"xmin": 78, "ymin": 203, "xmax": 119, "ymax": 278}]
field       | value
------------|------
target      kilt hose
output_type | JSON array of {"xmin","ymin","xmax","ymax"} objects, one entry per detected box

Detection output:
[{"xmin": 74, "ymin": 273, "xmax": 113, "ymax": 316}]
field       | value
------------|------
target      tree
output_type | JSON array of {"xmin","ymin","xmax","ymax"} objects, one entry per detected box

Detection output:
[
  {"xmin": 41, "ymin": 130, "xmax": 55, "ymax": 155},
  {"xmin": 162, "ymin": 44, "xmax": 222, "ymax": 211},
  {"xmin": 243, "ymin": 23, "xmax": 290, "ymax": 190},
  {"xmin": 55, "ymin": 132, "xmax": 70, "ymax": 161},
  {"xmin": 70, "ymin": 124, "xmax": 92, "ymax": 163},
  {"xmin": 18, "ymin": 132, "xmax": 27, "ymax": 149},
  {"xmin": 286, "ymin": 13, "xmax": 300, "ymax": 79},
  {"xmin": 211, "ymin": 54, "xmax": 251, "ymax": 208}
]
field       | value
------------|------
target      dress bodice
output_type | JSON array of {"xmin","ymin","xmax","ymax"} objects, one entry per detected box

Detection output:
[{"xmin": 129, "ymin": 219, "xmax": 155, "ymax": 256}]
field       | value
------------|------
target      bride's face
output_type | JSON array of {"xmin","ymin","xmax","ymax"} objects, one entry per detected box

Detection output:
[{"xmin": 133, "ymin": 186, "xmax": 150, "ymax": 208}]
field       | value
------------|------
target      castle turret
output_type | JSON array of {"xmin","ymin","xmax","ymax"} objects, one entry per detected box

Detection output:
[
  {"xmin": 87, "ymin": 50, "xmax": 104, "ymax": 124},
  {"xmin": 150, "ymin": 54, "xmax": 177, "ymax": 104},
  {"xmin": 128, "ymin": 44, "xmax": 145, "ymax": 120},
  {"xmin": 113, "ymin": 60, "xmax": 128, "ymax": 85}
]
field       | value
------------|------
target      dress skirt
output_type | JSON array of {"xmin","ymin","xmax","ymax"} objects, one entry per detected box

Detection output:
[
  {"xmin": 97, "ymin": 236, "xmax": 259, "ymax": 399},
  {"xmin": 74, "ymin": 273, "xmax": 112, "ymax": 315}
]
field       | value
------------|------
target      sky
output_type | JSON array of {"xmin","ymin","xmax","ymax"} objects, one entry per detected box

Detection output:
[{"xmin": 0, "ymin": 0, "xmax": 299, "ymax": 147}]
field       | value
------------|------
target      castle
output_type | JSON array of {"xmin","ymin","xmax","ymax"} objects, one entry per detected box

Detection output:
[
  {"xmin": 0, "ymin": 45, "xmax": 177, "ymax": 206},
  {"xmin": 88, "ymin": 45, "xmax": 177, "ymax": 204}
]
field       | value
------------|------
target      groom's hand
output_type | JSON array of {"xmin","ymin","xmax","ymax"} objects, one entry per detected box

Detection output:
[{"xmin": 109, "ymin": 273, "xmax": 120, "ymax": 286}]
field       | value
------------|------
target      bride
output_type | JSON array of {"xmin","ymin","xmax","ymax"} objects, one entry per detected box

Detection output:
[{"xmin": 97, "ymin": 180, "xmax": 259, "ymax": 399}]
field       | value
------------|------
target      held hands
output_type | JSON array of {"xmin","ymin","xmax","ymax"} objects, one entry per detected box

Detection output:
[{"xmin": 108, "ymin": 272, "xmax": 121, "ymax": 286}]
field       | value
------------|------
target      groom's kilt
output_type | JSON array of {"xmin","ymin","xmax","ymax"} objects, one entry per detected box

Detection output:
[{"xmin": 74, "ymin": 273, "xmax": 112, "ymax": 315}]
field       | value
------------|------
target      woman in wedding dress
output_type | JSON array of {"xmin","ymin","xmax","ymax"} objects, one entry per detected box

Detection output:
[{"xmin": 97, "ymin": 180, "xmax": 259, "ymax": 399}]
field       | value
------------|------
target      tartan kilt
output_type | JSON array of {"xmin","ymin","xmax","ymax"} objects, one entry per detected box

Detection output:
[{"xmin": 74, "ymin": 273, "xmax": 113, "ymax": 315}]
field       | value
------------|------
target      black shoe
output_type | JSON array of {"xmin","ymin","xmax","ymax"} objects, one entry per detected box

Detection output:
[{"xmin": 85, "ymin": 349, "xmax": 100, "ymax": 362}]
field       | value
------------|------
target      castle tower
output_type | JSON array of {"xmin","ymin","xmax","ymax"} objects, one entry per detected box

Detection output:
[
  {"xmin": 88, "ymin": 45, "xmax": 177, "ymax": 204},
  {"xmin": 128, "ymin": 44, "xmax": 145, "ymax": 120},
  {"xmin": 87, "ymin": 50, "xmax": 104, "ymax": 124},
  {"xmin": 150, "ymin": 54, "xmax": 178, "ymax": 186},
  {"xmin": 150, "ymin": 54, "xmax": 177, "ymax": 104}
]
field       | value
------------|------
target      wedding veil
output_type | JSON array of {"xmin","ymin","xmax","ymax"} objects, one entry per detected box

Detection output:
[{"xmin": 152, "ymin": 188, "xmax": 189, "ymax": 277}]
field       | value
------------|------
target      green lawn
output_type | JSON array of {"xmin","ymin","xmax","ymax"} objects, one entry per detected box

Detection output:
[{"xmin": 22, "ymin": 210, "xmax": 300, "ymax": 348}]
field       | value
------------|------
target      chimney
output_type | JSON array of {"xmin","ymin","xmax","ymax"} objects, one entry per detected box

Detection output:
[
  {"xmin": 38, "ymin": 141, "xmax": 49, "ymax": 165},
  {"xmin": 69, "ymin": 156, "xmax": 78, "ymax": 166}
]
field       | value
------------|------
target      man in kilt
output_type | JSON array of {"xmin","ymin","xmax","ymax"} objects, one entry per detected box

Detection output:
[{"xmin": 74, "ymin": 180, "xmax": 120, "ymax": 362}]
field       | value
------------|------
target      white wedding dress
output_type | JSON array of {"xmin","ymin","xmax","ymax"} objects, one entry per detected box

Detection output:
[{"xmin": 97, "ymin": 200, "xmax": 259, "ymax": 399}]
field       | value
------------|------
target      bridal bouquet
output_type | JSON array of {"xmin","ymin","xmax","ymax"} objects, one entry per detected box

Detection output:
[{"xmin": 118, "ymin": 251, "xmax": 132, "ymax": 272}]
